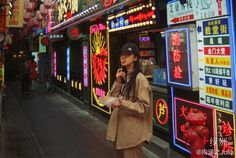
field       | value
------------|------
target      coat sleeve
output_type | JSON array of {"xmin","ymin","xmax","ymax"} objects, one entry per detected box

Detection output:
[
  {"xmin": 110, "ymin": 81, "xmax": 123, "ymax": 97},
  {"xmin": 119, "ymin": 76, "xmax": 152, "ymax": 116}
]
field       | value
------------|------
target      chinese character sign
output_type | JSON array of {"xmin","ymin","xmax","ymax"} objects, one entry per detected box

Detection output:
[
  {"xmin": 166, "ymin": 28, "xmax": 191, "ymax": 88},
  {"xmin": 215, "ymin": 110, "xmax": 235, "ymax": 158},
  {"xmin": 6, "ymin": 0, "xmax": 24, "ymax": 27},
  {"xmin": 90, "ymin": 23, "xmax": 111, "ymax": 114},
  {"xmin": 173, "ymin": 97, "xmax": 214, "ymax": 156},
  {"xmin": 153, "ymin": 92, "xmax": 169, "ymax": 131},
  {"xmin": 197, "ymin": 16, "xmax": 234, "ymax": 111},
  {"xmin": 167, "ymin": 0, "xmax": 229, "ymax": 25}
]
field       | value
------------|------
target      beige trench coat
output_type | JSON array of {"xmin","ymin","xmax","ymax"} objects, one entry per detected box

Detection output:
[{"xmin": 106, "ymin": 73, "xmax": 153, "ymax": 150}]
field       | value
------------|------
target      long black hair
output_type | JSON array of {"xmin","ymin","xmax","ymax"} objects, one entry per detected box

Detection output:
[{"xmin": 124, "ymin": 56, "xmax": 140, "ymax": 99}]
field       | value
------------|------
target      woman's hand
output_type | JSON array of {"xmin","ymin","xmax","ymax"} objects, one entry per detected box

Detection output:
[
  {"xmin": 111, "ymin": 98, "xmax": 121, "ymax": 108},
  {"xmin": 116, "ymin": 68, "xmax": 126, "ymax": 84}
]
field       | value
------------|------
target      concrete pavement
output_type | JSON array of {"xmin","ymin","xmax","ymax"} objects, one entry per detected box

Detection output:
[{"xmin": 0, "ymin": 81, "xmax": 187, "ymax": 158}]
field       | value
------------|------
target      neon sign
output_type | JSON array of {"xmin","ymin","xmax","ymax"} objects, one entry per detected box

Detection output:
[
  {"xmin": 67, "ymin": 26, "xmax": 82, "ymax": 40},
  {"xmin": 215, "ymin": 110, "xmax": 235, "ymax": 156},
  {"xmin": 53, "ymin": 50, "xmax": 57, "ymax": 77},
  {"xmin": 58, "ymin": 0, "xmax": 79, "ymax": 22},
  {"xmin": 66, "ymin": 47, "xmax": 70, "ymax": 80},
  {"xmin": 173, "ymin": 97, "xmax": 215, "ymax": 156},
  {"xmin": 90, "ymin": 23, "xmax": 111, "ymax": 114},
  {"xmin": 107, "ymin": 2, "xmax": 156, "ymax": 32},
  {"xmin": 155, "ymin": 99, "xmax": 168, "ymax": 125},
  {"xmin": 166, "ymin": 28, "xmax": 191, "ymax": 88},
  {"xmin": 83, "ymin": 46, "xmax": 88, "ymax": 87},
  {"xmin": 102, "ymin": 0, "xmax": 118, "ymax": 8}
]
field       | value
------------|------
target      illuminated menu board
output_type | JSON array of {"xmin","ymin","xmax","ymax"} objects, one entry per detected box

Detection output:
[
  {"xmin": 173, "ymin": 97, "xmax": 215, "ymax": 156},
  {"xmin": 197, "ymin": 16, "xmax": 234, "ymax": 111},
  {"xmin": 90, "ymin": 23, "xmax": 111, "ymax": 114}
]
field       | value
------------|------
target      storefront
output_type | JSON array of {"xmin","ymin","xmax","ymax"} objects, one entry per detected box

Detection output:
[
  {"xmin": 106, "ymin": 0, "xmax": 171, "ymax": 139},
  {"xmin": 166, "ymin": 0, "xmax": 236, "ymax": 157}
]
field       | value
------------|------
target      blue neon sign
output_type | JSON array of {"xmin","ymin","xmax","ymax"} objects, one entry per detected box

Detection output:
[{"xmin": 66, "ymin": 47, "xmax": 70, "ymax": 80}]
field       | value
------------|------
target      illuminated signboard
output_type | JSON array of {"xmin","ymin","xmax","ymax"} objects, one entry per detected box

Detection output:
[
  {"xmin": 90, "ymin": 23, "xmax": 111, "ymax": 114},
  {"xmin": 48, "ymin": 34, "xmax": 65, "ymax": 41},
  {"xmin": 107, "ymin": 2, "xmax": 156, "ymax": 32},
  {"xmin": 197, "ymin": 16, "xmax": 234, "ymax": 112},
  {"xmin": 83, "ymin": 46, "xmax": 88, "ymax": 87},
  {"xmin": 67, "ymin": 26, "xmax": 82, "ymax": 41},
  {"xmin": 215, "ymin": 110, "xmax": 235, "ymax": 157},
  {"xmin": 173, "ymin": 97, "xmax": 215, "ymax": 156},
  {"xmin": 39, "ymin": 35, "xmax": 46, "ymax": 53},
  {"xmin": 58, "ymin": 0, "xmax": 79, "ymax": 22},
  {"xmin": 6, "ymin": 0, "xmax": 24, "ymax": 27},
  {"xmin": 47, "ymin": 9, "xmax": 52, "ymax": 33},
  {"xmin": 66, "ymin": 47, "xmax": 70, "ymax": 80},
  {"xmin": 153, "ymin": 92, "xmax": 169, "ymax": 132},
  {"xmin": 101, "ymin": 0, "xmax": 118, "ymax": 8},
  {"xmin": 166, "ymin": 28, "xmax": 190, "ymax": 88},
  {"xmin": 167, "ymin": 0, "xmax": 230, "ymax": 25},
  {"xmin": 53, "ymin": 50, "xmax": 57, "ymax": 77}
]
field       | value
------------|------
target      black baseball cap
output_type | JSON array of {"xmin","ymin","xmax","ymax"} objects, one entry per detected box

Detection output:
[{"xmin": 120, "ymin": 43, "xmax": 139, "ymax": 57}]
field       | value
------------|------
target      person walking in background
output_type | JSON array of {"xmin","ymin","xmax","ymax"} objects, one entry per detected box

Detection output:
[
  {"xmin": 106, "ymin": 43, "xmax": 153, "ymax": 158},
  {"xmin": 19, "ymin": 58, "xmax": 30, "ymax": 94},
  {"xmin": 29, "ymin": 55, "xmax": 38, "ymax": 90}
]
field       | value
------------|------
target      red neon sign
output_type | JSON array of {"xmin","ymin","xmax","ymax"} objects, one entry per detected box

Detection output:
[
  {"xmin": 129, "ymin": 10, "xmax": 154, "ymax": 24},
  {"xmin": 155, "ymin": 99, "xmax": 168, "ymax": 125},
  {"xmin": 171, "ymin": 32, "xmax": 184, "ymax": 79},
  {"xmin": 92, "ymin": 48, "xmax": 108, "ymax": 85},
  {"xmin": 70, "ymin": 27, "xmax": 80, "ymax": 38}
]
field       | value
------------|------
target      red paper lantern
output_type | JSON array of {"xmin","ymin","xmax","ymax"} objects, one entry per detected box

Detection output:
[
  {"xmin": 40, "ymin": 4, "xmax": 47, "ymax": 17},
  {"xmin": 36, "ymin": 10, "xmax": 43, "ymax": 22},
  {"xmin": 25, "ymin": 0, "xmax": 35, "ymax": 12},
  {"xmin": 44, "ymin": 0, "xmax": 52, "ymax": 9},
  {"xmin": 23, "ymin": 10, "xmax": 30, "ymax": 22}
]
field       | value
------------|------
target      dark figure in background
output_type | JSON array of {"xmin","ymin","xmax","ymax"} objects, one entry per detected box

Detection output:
[
  {"xmin": 19, "ymin": 59, "xmax": 30, "ymax": 94},
  {"xmin": 29, "ymin": 55, "xmax": 38, "ymax": 90}
]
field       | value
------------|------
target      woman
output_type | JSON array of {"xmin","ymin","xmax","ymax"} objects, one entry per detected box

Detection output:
[{"xmin": 106, "ymin": 43, "xmax": 153, "ymax": 158}]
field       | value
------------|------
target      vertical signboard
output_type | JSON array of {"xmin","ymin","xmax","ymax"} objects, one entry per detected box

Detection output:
[
  {"xmin": 166, "ymin": 28, "xmax": 191, "ymax": 88},
  {"xmin": 173, "ymin": 97, "xmax": 215, "ymax": 156},
  {"xmin": 197, "ymin": 16, "xmax": 234, "ymax": 112},
  {"xmin": 6, "ymin": 0, "xmax": 24, "ymax": 27},
  {"xmin": 83, "ymin": 45, "xmax": 88, "ymax": 87},
  {"xmin": 90, "ymin": 23, "xmax": 111, "ymax": 114},
  {"xmin": 0, "ymin": 0, "xmax": 6, "ymax": 33},
  {"xmin": 66, "ymin": 47, "xmax": 70, "ymax": 80},
  {"xmin": 53, "ymin": 50, "xmax": 56, "ymax": 77},
  {"xmin": 215, "ymin": 110, "xmax": 235, "ymax": 157}
]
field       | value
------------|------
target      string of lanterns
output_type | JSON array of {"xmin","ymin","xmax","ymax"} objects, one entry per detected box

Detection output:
[{"xmin": 22, "ymin": 0, "xmax": 52, "ymax": 36}]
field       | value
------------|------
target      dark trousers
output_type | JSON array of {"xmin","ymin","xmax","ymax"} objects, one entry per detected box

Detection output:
[{"xmin": 21, "ymin": 74, "xmax": 30, "ymax": 93}]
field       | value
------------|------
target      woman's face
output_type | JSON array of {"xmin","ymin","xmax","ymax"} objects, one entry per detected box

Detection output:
[{"xmin": 120, "ymin": 53, "xmax": 138, "ymax": 68}]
